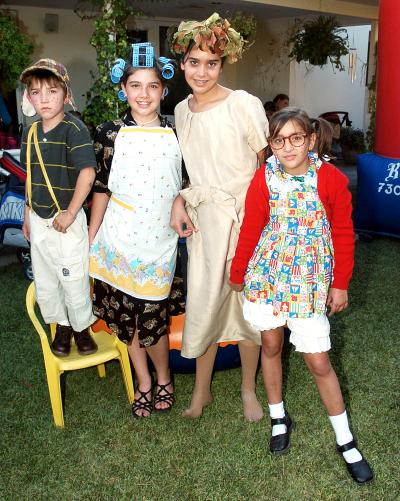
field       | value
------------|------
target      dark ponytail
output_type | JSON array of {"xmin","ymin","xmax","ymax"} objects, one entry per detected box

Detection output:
[{"xmin": 310, "ymin": 117, "xmax": 333, "ymax": 159}]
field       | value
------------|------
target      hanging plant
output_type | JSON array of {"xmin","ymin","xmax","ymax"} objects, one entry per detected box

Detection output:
[
  {"xmin": 0, "ymin": 11, "xmax": 35, "ymax": 94},
  {"xmin": 229, "ymin": 11, "xmax": 257, "ymax": 46},
  {"xmin": 79, "ymin": 0, "xmax": 138, "ymax": 131},
  {"xmin": 288, "ymin": 16, "xmax": 349, "ymax": 70}
]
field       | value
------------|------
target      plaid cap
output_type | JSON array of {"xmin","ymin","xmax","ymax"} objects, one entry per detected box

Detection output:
[
  {"xmin": 20, "ymin": 58, "xmax": 70, "ymax": 84},
  {"xmin": 20, "ymin": 58, "xmax": 76, "ymax": 115}
]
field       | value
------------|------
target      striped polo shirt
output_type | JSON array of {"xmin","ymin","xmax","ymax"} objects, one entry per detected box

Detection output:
[{"xmin": 21, "ymin": 112, "xmax": 96, "ymax": 218}]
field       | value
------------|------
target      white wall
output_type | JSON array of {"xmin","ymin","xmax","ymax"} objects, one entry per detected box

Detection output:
[
  {"xmin": 8, "ymin": 6, "xmax": 371, "ymax": 132},
  {"xmin": 9, "ymin": 5, "xmax": 97, "ymax": 125},
  {"xmin": 232, "ymin": 17, "xmax": 291, "ymax": 104},
  {"xmin": 289, "ymin": 24, "xmax": 371, "ymax": 131}
]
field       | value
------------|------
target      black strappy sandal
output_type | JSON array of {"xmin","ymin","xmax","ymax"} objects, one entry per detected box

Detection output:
[
  {"xmin": 153, "ymin": 381, "xmax": 175, "ymax": 413},
  {"xmin": 131, "ymin": 388, "xmax": 153, "ymax": 418}
]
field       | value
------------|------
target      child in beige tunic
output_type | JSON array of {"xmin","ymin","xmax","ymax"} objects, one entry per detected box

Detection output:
[{"xmin": 170, "ymin": 13, "xmax": 268, "ymax": 420}]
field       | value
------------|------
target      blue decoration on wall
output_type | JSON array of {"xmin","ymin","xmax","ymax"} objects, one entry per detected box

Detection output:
[{"xmin": 355, "ymin": 152, "xmax": 400, "ymax": 237}]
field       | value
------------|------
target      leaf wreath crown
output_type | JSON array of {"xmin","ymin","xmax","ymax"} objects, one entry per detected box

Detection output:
[{"xmin": 171, "ymin": 12, "xmax": 246, "ymax": 64}]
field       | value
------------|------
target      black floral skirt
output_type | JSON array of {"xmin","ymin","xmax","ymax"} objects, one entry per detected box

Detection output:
[{"xmin": 92, "ymin": 273, "xmax": 185, "ymax": 348}]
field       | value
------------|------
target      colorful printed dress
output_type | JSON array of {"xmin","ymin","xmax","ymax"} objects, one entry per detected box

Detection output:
[
  {"xmin": 244, "ymin": 153, "xmax": 334, "ymax": 318},
  {"xmin": 89, "ymin": 112, "xmax": 185, "ymax": 346}
]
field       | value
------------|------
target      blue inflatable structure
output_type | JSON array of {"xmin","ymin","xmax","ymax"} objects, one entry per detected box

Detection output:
[
  {"xmin": 355, "ymin": 153, "xmax": 400, "ymax": 238},
  {"xmin": 169, "ymin": 345, "xmax": 241, "ymax": 374}
]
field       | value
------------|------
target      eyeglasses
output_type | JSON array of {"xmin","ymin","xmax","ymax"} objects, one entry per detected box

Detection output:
[{"xmin": 269, "ymin": 133, "xmax": 308, "ymax": 149}]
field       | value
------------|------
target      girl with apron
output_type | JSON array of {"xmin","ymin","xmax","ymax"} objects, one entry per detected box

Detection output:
[{"xmin": 89, "ymin": 43, "xmax": 184, "ymax": 418}]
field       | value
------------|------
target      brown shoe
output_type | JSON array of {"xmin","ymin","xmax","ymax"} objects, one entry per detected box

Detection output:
[
  {"xmin": 51, "ymin": 324, "xmax": 73, "ymax": 357},
  {"xmin": 73, "ymin": 328, "xmax": 98, "ymax": 356}
]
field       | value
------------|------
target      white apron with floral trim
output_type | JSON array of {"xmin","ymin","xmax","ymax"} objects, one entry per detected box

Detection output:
[{"xmin": 89, "ymin": 125, "xmax": 182, "ymax": 300}]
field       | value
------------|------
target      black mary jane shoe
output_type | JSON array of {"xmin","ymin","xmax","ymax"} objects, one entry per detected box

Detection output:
[
  {"xmin": 337, "ymin": 440, "xmax": 374, "ymax": 485},
  {"xmin": 269, "ymin": 414, "xmax": 294, "ymax": 455}
]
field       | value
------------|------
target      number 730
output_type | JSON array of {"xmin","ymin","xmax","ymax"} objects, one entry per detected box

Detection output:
[{"xmin": 377, "ymin": 183, "xmax": 400, "ymax": 195}]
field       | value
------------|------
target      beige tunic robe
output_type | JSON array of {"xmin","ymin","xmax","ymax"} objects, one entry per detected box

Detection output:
[{"xmin": 175, "ymin": 90, "xmax": 269, "ymax": 358}]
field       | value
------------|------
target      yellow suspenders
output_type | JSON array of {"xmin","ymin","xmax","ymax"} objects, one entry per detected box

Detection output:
[{"xmin": 26, "ymin": 121, "xmax": 61, "ymax": 213}]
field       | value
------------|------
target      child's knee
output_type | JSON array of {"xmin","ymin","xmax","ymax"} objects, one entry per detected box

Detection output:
[
  {"xmin": 306, "ymin": 354, "xmax": 332, "ymax": 378},
  {"xmin": 261, "ymin": 331, "xmax": 283, "ymax": 357}
]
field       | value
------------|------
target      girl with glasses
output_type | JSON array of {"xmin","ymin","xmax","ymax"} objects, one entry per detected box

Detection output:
[{"xmin": 229, "ymin": 107, "xmax": 373, "ymax": 484}]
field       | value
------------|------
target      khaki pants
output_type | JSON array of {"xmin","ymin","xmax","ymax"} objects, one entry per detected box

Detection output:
[{"xmin": 29, "ymin": 208, "xmax": 95, "ymax": 332}]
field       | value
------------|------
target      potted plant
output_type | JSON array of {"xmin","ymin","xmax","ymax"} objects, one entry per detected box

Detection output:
[
  {"xmin": 287, "ymin": 16, "xmax": 349, "ymax": 70},
  {"xmin": 340, "ymin": 126, "xmax": 366, "ymax": 164}
]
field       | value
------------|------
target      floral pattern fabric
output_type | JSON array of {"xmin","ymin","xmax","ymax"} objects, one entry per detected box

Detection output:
[
  {"xmin": 244, "ymin": 153, "xmax": 334, "ymax": 318},
  {"xmin": 92, "ymin": 268, "xmax": 185, "ymax": 347}
]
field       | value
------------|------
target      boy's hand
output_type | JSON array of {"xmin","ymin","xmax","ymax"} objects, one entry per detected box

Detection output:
[
  {"xmin": 22, "ymin": 211, "xmax": 30, "ymax": 241},
  {"xmin": 53, "ymin": 210, "xmax": 76, "ymax": 233},
  {"xmin": 228, "ymin": 280, "xmax": 244, "ymax": 292},
  {"xmin": 326, "ymin": 288, "xmax": 348, "ymax": 316}
]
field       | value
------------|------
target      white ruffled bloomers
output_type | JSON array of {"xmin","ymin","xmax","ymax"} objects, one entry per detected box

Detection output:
[{"xmin": 243, "ymin": 298, "xmax": 331, "ymax": 353}]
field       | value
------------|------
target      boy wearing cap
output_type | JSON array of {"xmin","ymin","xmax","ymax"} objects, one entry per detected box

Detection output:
[{"xmin": 20, "ymin": 58, "xmax": 97, "ymax": 357}]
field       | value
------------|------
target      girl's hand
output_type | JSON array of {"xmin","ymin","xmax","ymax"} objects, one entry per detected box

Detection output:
[
  {"xmin": 228, "ymin": 280, "xmax": 244, "ymax": 292},
  {"xmin": 170, "ymin": 195, "xmax": 196, "ymax": 237},
  {"xmin": 326, "ymin": 288, "xmax": 348, "ymax": 316}
]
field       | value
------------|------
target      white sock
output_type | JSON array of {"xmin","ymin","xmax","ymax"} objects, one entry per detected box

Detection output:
[
  {"xmin": 329, "ymin": 410, "xmax": 363, "ymax": 463},
  {"xmin": 269, "ymin": 402, "xmax": 286, "ymax": 437},
  {"xmin": 58, "ymin": 320, "xmax": 70, "ymax": 326}
]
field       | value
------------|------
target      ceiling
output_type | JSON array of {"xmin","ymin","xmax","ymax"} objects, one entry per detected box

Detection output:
[{"xmin": 2, "ymin": 0, "xmax": 378, "ymax": 23}]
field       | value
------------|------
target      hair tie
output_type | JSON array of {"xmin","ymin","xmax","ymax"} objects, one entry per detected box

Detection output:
[
  {"xmin": 132, "ymin": 42, "xmax": 154, "ymax": 68},
  {"xmin": 117, "ymin": 89, "xmax": 127, "ymax": 102},
  {"xmin": 110, "ymin": 58, "xmax": 126, "ymax": 84},
  {"xmin": 158, "ymin": 57, "xmax": 175, "ymax": 79},
  {"xmin": 111, "ymin": 43, "xmax": 175, "ymax": 101}
]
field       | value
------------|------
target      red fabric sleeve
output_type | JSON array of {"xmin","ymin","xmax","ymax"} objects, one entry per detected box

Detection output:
[
  {"xmin": 317, "ymin": 163, "xmax": 355, "ymax": 290},
  {"xmin": 230, "ymin": 166, "xmax": 270, "ymax": 284}
]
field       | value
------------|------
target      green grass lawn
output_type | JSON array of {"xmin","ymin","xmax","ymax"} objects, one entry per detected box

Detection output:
[{"xmin": 0, "ymin": 237, "xmax": 399, "ymax": 501}]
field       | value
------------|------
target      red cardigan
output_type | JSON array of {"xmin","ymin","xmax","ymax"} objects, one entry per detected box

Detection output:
[{"xmin": 230, "ymin": 162, "xmax": 355, "ymax": 290}]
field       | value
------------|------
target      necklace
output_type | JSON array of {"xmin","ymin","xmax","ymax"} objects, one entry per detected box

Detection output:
[{"xmin": 133, "ymin": 114, "xmax": 159, "ymax": 126}]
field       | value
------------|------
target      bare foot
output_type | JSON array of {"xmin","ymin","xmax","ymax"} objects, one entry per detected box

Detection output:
[
  {"xmin": 241, "ymin": 389, "xmax": 264, "ymax": 422},
  {"xmin": 182, "ymin": 391, "xmax": 213, "ymax": 418}
]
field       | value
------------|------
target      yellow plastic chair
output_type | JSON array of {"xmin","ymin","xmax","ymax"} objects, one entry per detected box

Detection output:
[{"xmin": 26, "ymin": 282, "xmax": 135, "ymax": 427}]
